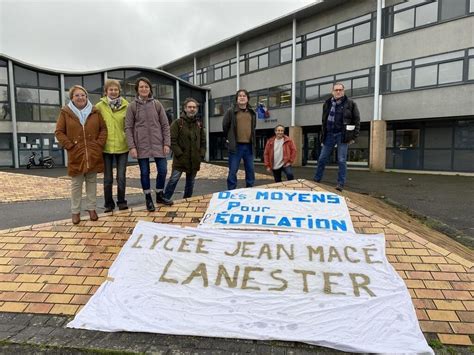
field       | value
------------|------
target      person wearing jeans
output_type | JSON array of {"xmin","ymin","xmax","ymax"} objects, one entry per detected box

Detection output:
[
  {"xmin": 164, "ymin": 98, "xmax": 206, "ymax": 201},
  {"xmin": 264, "ymin": 124, "xmax": 297, "ymax": 183},
  {"xmin": 125, "ymin": 77, "xmax": 173, "ymax": 212},
  {"xmin": 96, "ymin": 79, "xmax": 129, "ymax": 212},
  {"xmin": 314, "ymin": 82, "xmax": 360, "ymax": 191},
  {"xmin": 222, "ymin": 89, "xmax": 256, "ymax": 190}
]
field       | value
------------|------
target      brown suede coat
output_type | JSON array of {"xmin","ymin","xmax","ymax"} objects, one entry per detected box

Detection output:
[{"xmin": 55, "ymin": 106, "xmax": 107, "ymax": 177}]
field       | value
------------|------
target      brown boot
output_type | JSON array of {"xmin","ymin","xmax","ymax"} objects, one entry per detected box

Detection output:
[
  {"xmin": 72, "ymin": 213, "xmax": 80, "ymax": 224},
  {"xmin": 88, "ymin": 210, "xmax": 98, "ymax": 221}
]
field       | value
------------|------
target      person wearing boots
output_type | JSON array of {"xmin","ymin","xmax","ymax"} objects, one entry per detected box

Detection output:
[
  {"xmin": 163, "ymin": 98, "xmax": 206, "ymax": 201},
  {"xmin": 95, "ymin": 79, "xmax": 129, "ymax": 213},
  {"xmin": 55, "ymin": 85, "xmax": 107, "ymax": 224},
  {"xmin": 263, "ymin": 124, "xmax": 297, "ymax": 182},
  {"xmin": 125, "ymin": 77, "xmax": 173, "ymax": 212}
]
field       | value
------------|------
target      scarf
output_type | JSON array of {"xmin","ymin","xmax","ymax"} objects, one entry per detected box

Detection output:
[
  {"xmin": 108, "ymin": 96, "xmax": 122, "ymax": 111},
  {"xmin": 327, "ymin": 97, "xmax": 343, "ymax": 132},
  {"xmin": 68, "ymin": 100, "xmax": 93, "ymax": 126}
]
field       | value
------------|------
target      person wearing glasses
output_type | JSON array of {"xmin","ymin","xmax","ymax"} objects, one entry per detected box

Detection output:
[
  {"xmin": 314, "ymin": 82, "xmax": 360, "ymax": 191},
  {"xmin": 264, "ymin": 124, "xmax": 297, "ymax": 182},
  {"xmin": 163, "ymin": 98, "xmax": 206, "ymax": 201}
]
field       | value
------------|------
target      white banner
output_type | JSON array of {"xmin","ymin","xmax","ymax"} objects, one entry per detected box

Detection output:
[
  {"xmin": 199, "ymin": 188, "xmax": 355, "ymax": 233},
  {"xmin": 68, "ymin": 222, "xmax": 432, "ymax": 354}
]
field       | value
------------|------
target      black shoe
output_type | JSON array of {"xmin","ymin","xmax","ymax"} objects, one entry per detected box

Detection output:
[
  {"xmin": 104, "ymin": 206, "xmax": 114, "ymax": 213},
  {"xmin": 314, "ymin": 178, "xmax": 321, "ymax": 183},
  {"xmin": 145, "ymin": 193, "xmax": 155, "ymax": 212},
  {"xmin": 156, "ymin": 191, "xmax": 173, "ymax": 206},
  {"xmin": 117, "ymin": 201, "xmax": 128, "ymax": 210},
  {"xmin": 336, "ymin": 185, "xmax": 344, "ymax": 192}
]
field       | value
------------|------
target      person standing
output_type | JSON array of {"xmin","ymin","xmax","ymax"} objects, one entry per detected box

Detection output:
[
  {"xmin": 264, "ymin": 124, "xmax": 297, "ymax": 182},
  {"xmin": 125, "ymin": 77, "xmax": 173, "ymax": 212},
  {"xmin": 55, "ymin": 85, "xmax": 107, "ymax": 224},
  {"xmin": 163, "ymin": 98, "xmax": 206, "ymax": 201},
  {"xmin": 222, "ymin": 89, "xmax": 256, "ymax": 190},
  {"xmin": 95, "ymin": 79, "xmax": 129, "ymax": 212},
  {"xmin": 314, "ymin": 82, "xmax": 360, "ymax": 191}
]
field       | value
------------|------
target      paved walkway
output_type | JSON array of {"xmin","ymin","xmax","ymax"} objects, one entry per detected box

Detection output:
[{"xmin": 0, "ymin": 178, "xmax": 472, "ymax": 352}]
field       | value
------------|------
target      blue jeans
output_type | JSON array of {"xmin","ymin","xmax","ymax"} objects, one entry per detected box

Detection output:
[
  {"xmin": 227, "ymin": 143, "xmax": 255, "ymax": 190},
  {"xmin": 137, "ymin": 157, "xmax": 167, "ymax": 192},
  {"xmin": 314, "ymin": 132, "xmax": 348, "ymax": 186},
  {"xmin": 103, "ymin": 152, "xmax": 128, "ymax": 208},
  {"xmin": 272, "ymin": 165, "xmax": 294, "ymax": 183},
  {"xmin": 164, "ymin": 169, "xmax": 197, "ymax": 200}
]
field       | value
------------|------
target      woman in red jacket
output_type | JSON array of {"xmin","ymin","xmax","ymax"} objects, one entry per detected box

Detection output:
[{"xmin": 263, "ymin": 124, "xmax": 297, "ymax": 182}]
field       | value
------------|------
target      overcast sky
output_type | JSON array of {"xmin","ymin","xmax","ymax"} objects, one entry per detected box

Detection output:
[{"xmin": 0, "ymin": 0, "xmax": 316, "ymax": 72}]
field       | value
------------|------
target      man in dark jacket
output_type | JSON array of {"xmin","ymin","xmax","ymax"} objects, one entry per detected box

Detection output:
[
  {"xmin": 222, "ymin": 89, "xmax": 256, "ymax": 190},
  {"xmin": 314, "ymin": 82, "xmax": 360, "ymax": 191},
  {"xmin": 163, "ymin": 98, "xmax": 206, "ymax": 200}
]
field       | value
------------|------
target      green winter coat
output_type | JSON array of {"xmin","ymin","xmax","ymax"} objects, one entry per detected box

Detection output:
[
  {"xmin": 95, "ymin": 97, "xmax": 129, "ymax": 154},
  {"xmin": 170, "ymin": 113, "xmax": 206, "ymax": 174}
]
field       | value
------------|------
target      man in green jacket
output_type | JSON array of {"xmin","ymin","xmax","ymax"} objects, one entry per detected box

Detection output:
[{"xmin": 163, "ymin": 98, "xmax": 206, "ymax": 201}]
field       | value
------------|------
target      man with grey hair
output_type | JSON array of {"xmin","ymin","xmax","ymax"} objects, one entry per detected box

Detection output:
[{"xmin": 314, "ymin": 82, "xmax": 360, "ymax": 191}]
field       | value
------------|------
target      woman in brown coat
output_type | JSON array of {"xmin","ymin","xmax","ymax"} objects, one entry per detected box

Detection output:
[{"xmin": 55, "ymin": 85, "xmax": 107, "ymax": 224}]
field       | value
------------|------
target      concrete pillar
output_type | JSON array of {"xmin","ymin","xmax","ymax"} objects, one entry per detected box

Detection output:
[
  {"xmin": 289, "ymin": 126, "xmax": 303, "ymax": 167},
  {"xmin": 369, "ymin": 120, "xmax": 386, "ymax": 172}
]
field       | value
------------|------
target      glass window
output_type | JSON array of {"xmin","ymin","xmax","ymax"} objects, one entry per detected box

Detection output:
[
  {"xmin": 319, "ymin": 83, "xmax": 333, "ymax": 100},
  {"xmin": 354, "ymin": 22, "xmax": 371, "ymax": 43},
  {"xmin": 391, "ymin": 68, "xmax": 412, "ymax": 91},
  {"xmin": 14, "ymin": 66, "xmax": 38, "ymax": 86},
  {"xmin": 469, "ymin": 58, "xmax": 474, "ymax": 80},
  {"xmin": 0, "ymin": 103, "xmax": 10, "ymax": 120},
  {"xmin": 394, "ymin": 9, "xmax": 414, "ymax": 32},
  {"xmin": 454, "ymin": 120, "xmax": 474, "ymax": 149},
  {"xmin": 83, "ymin": 74, "xmax": 102, "ymax": 93},
  {"xmin": 415, "ymin": 51, "xmax": 464, "ymax": 65},
  {"xmin": 453, "ymin": 151, "xmax": 474, "ymax": 171},
  {"xmin": 157, "ymin": 84, "xmax": 173, "ymax": 99},
  {"xmin": 337, "ymin": 27, "xmax": 352, "ymax": 47},
  {"xmin": 394, "ymin": 0, "xmax": 429, "ymax": 11},
  {"xmin": 39, "ymin": 89, "xmax": 60, "ymax": 105},
  {"xmin": 249, "ymin": 57, "xmax": 258, "ymax": 72},
  {"xmin": 40, "ymin": 105, "xmax": 60, "ymax": 121},
  {"xmin": 440, "ymin": 0, "xmax": 466, "ymax": 20},
  {"xmin": 230, "ymin": 62, "xmax": 237, "ymax": 76},
  {"xmin": 414, "ymin": 65, "xmax": 437, "ymax": 87},
  {"xmin": 0, "ymin": 67, "xmax": 7, "ymax": 85},
  {"xmin": 280, "ymin": 89, "xmax": 291, "ymax": 106},
  {"xmin": 64, "ymin": 76, "xmax": 82, "ymax": 90},
  {"xmin": 351, "ymin": 77, "xmax": 369, "ymax": 96},
  {"xmin": 214, "ymin": 68, "xmax": 221, "ymax": 81},
  {"xmin": 38, "ymin": 73, "xmax": 59, "ymax": 88},
  {"xmin": 296, "ymin": 42, "xmax": 302, "ymax": 59},
  {"xmin": 471, "ymin": 0, "xmax": 474, "ymax": 12},
  {"xmin": 16, "ymin": 103, "xmax": 40, "ymax": 121},
  {"xmin": 424, "ymin": 150, "xmax": 452, "ymax": 171},
  {"xmin": 16, "ymin": 87, "xmax": 39, "ymax": 103},
  {"xmin": 305, "ymin": 85, "xmax": 318, "ymax": 101},
  {"xmin": 107, "ymin": 70, "xmax": 124, "ymax": 79},
  {"xmin": 222, "ymin": 66, "xmax": 229, "ymax": 79},
  {"xmin": 0, "ymin": 86, "xmax": 7, "ymax": 101},
  {"xmin": 259, "ymin": 54, "xmax": 268, "ymax": 69},
  {"xmin": 280, "ymin": 46, "xmax": 292, "ymax": 63},
  {"xmin": 425, "ymin": 126, "xmax": 453, "ymax": 148},
  {"xmin": 438, "ymin": 60, "xmax": 463, "ymax": 84},
  {"xmin": 415, "ymin": 1, "xmax": 438, "ymax": 26},
  {"xmin": 295, "ymin": 82, "xmax": 303, "ymax": 104},
  {"xmin": 320, "ymin": 34, "xmax": 334, "ymax": 52},
  {"xmin": 395, "ymin": 129, "xmax": 420, "ymax": 148},
  {"xmin": 306, "ymin": 38, "xmax": 320, "ymax": 56}
]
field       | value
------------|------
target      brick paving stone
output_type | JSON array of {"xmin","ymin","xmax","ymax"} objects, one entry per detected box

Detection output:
[{"xmin": 437, "ymin": 333, "xmax": 473, "ymax": 346}]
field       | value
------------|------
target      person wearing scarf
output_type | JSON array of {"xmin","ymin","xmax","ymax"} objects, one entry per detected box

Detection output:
[
  {"xmin": 95, "ymin": 80, "xmax": 129, "ymax": 213},
  {"xmin": 55, "ymin": 85, "xmax": 107, "ymax": 224},
  {"xmin": 314, "ymin": 82, "xmax": 360, "ymax": 191}
]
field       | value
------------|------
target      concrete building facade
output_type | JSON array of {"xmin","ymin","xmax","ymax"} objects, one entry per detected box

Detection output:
[{"xmin": 161, "ymin": 0, "xmax": 474, "ymax": 173}]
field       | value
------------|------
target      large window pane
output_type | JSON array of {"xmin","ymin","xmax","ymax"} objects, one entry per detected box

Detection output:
[
  {"xmin": 39, "ymin": 73, "xmax": 59, "ymax": 88},
  {"xmin": 469, "ymin": 58, "xmax": 474, "ymax": 80},
  {"xmin": 16, "ymin": 87, "xmax": 39, "ymax": 103},
  {"xmin": 337, "ymin": 27, "xmax": 352, "ymax": 47},
  {"xmin": 83, "ymin": 74, "xmax": 102, "ymax": 93},
  {"xmin": 394, "ymin": 9, "xmax": 414, "ymax": 32},
  {"xmin": 157, "ymin": 84, "xmax": 173, "ymax": 99},
  {"xmin": 320, "ymin": 34, "xmax": 334, "ymax": 52},
  {"xmin": 414, "ymin": 65, "xmax": 437, "ymax": 87},
  {"xmin": 391, "ymin": 68, "xmax": 411, "ymax": 91},
  {"xmin": 351, "ymin": 77, "xmax": 369, "ymax": 96},
  {"xmin": 280, "ymin": 90, "xmax": 291, "ymax": 106},
  {"xmin": 320, "ymin": 83, "xmax": 333, "ymax": 100},
  {"xmin": 40, "ymin": 105, "xmax": 60, "ymax": 121},
  {"xmin": 425, "ymin": 126, "xmax": 452, "ymax": 148},
  {"xmin": 0, "ymin": 67, "xmax": 7, "ymax": 85},
  {"xmin": 415, "ymin": 2, "xmax": 438, "ymax": 26},
  {"xmin": 249, "ymin": 57, "xmax": 258, "ymax": 72},
  {"xmin": 0, "ymin": 103, "xmax": 10, "ymax": 120},
  {"xmin": 16, "ymin": 103, "xmax": 40, "ymax": 121},
  {"xmin": 0, "ymin": 86, "xmax": 7, "ymax": 101},
  {"xmin": 455, "ymin": 120, "xmax": 474, "ymax": 149},
  {"xmin": 280, "ymin": 46, "xmax": 292, "ymax": 63},
  {"xmin": 39, "ymin": 89, "xmax": 60, "ymax": 105},
  {"xmin": 453, "ymin": 151, "xmax": 474, "ymax": 171},
  {"xmin": 354, "ymin": 22, "xmax": 371, "ymax": 43},
  {"xmin": 64, "ymin": 76, "xmax": 82, "ymax": 90},
  {"xmin": 424, "ymin": 150, "xmax": 452, "ymax": 170},
  {"xmin": 259, "ymin": 54, "xmax": 268, "ymax": 69},
  {"xmin": 395, "ymin": 129, "xmax": 420, "ymax": 148},
  {"xmin": 306, "ymin": 38, "xmax": 320, "ymax": 56},
  {"xmin": 14, "ymin": 66, "xmax": 38, "ymax": 86},
  {"xmin": 305, "ymin": 86, "xmax": 318, "ymax": 101},
  {"xmin": 214, "ymin": 68, "xmax": 221, "ymax": 81},
  {"xmin": 440, "ymin": 0, "xmax": 466, "ymax": 20},
  {"xmin": 438, "ymin": 60, "xmax": 463, "ymax": 84},
  {"xmin": 107, "ymin": 70, "xmax": 124, "ymax": 79},
  {"xmin": 222, "ymin": 66, "xmax": 230, "ymax": 79}
]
